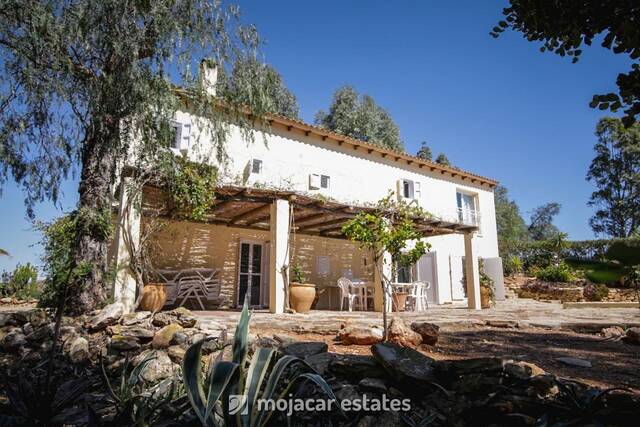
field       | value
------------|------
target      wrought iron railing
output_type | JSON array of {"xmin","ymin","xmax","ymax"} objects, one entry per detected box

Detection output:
[{"xmin": 456, "ymin": 208, "xmax": 481, "ymax": 227}]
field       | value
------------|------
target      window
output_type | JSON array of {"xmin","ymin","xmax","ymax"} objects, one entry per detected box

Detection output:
[
  {"xmin": 397, "ymin": 263, "xmax": 414, "ymax": 283},
  {"xmin": 456, "ymin": 191, "xmax": 480, "ymax": 227},
  {"xmin": 251, "ymin": 158, "xmax": 263, "ymax": 174},
  {"xmin": 309, "ymin": 173, "xmax": 330, "ymax": 190},
  {"xmin": 170, "ymin": 120, "xmax": 191, "ymax": 151},
  {"xmin": 400, "ymin": 179, "xmax": 421, "ymax": 200}
]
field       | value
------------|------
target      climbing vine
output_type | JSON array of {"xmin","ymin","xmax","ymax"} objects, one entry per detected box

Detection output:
[{"xmin": 165, "ymin": 155, "xmax": 219, "ymax": 221}]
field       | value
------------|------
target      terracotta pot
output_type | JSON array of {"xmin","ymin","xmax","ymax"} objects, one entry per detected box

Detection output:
[
  {"xmin": 289, "ymin": 283, "xmax": 316, "ymax": 313},
  {"xmin": 392, "ymin": 292, "xmax": 408, "ymax": 312},
  {"xmin": 140, "ymin": 283, "xmax": 167, "ymax": 312},
  {"xmin": 480, "ymin": 286, "xmax": 491, "ymax": 309}
]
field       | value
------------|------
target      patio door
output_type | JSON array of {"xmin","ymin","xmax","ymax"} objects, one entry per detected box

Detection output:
[
  {"xmin": 449, "ymin": 255, "xmax": 466, "ymax": 300},
  {"xmin": 416, "ymin": 252, "xmax": 437, "ymax": 304},
  {"xmin": 237, "ymin": 241, "xmax": 264, "ymax": 307}
]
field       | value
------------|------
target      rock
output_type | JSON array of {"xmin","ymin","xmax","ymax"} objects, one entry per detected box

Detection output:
[
  {"xmin": 202, "ymin": 338, "xmax": 224, "ymax": 355},
  {"xmin": 25, "ymin": 323, "xmax": 54, "ymax": 343},
  {"xmin": 329, "ymin": 354, "xmax": 386, "ymax": 380},
  {"xmin": 436, "ymin": 357, "xmax": 505, "ymax": 377},
  {"xmin": 152, "ymin": 307, "xmax": 196, "ymax": 328},
  {"xmin": 600, "ymin": 326, "xmax": 625, "ymax": 338},
  {"xmin": 555, "ymin": 357, "xmax": 592, "ymax": 368},
  {"xmin": 139, "ymin": 350, "xmax": 175, "ymax": 383},
  {"xmin": 88, "ymin": 303, "xmax": 124, "ymax": 331},
  {"xmin": 171, "ymin": 331, "xmax": 189, "ymax": 346},
  {"xmin": 335, "ymin": 384, "xmax": 361, "ymax": 402},
  {"xmin": 119, "ymin": 326, "xmax": 155, "ymax": 341},
  {"xmin": 27, "ymin": 309, "xmax": 50, "ymax": 328},
  {"xmin": 110, "ymin": 335, "xmax": 141, "ymax": 351},
  {"xmin": 504, "ymin": 361, "xmax": 545, "ymax": 379},
  {"xmin": 305, "ymin": 352, "xmax": 333, "ymax": 376},
  {"xmin": 280, "ymin": 342, "xmax": 328, "ymax": 358},
  {"xmin": 59, "ymin": 325, "xmax": 78, "ymax": 342},
  {"xmin": 453, "ymin": 373, "xmax": 503, "ymax": 394},
  {"xmin": 372, "ymin": 342, "xmax": 437, "ymax": 386},
  {"xmin": 69, "ymin": 337, "xmax": 90, "ymax": 363},
  {"xmin": 388, "ymin": 318, "xmax": 422, "ymax": 347},
  {"xmin": 121, "ymin": 311, "xmax": 152, "ymax": 326},
  {"xmin": 167, "ymin": 345, "xmax": 187, "ymax": 362},
  {"xmin": 485, "ymin": 320, "xmax": 519, "ymax": 328},
  {"xmin": 62, "ymin": 330, "xmax": 80, "ymax": 353},
  {"xmin": 2, "ymin": 330, "xmax": 27, "ymax": 352},
  {"xmin": 251, "ymin": 336, "xmax": 279, "ymax": 351},
  {"xmin": 410, "ymin": 322, "xmax": 440, "ymax": 346},
  {"xmin": 153, "ymin": 324, "xmax": 183, "ymax": 349},
  {"xmin": 529, "ymin": 373, "xmax": 559, "ymax": 396},
  {"xmin": 22, "ymin": 322, "xmax": 34, "ymax": 335},
  {"xmin": 199, "ymin": 320, "xmax": 227, "ymax": 336},
  {"xmin": 273, "ymin": 333, "xmax": 297, "ymax": 345},
  {"xmin": 358, "ymin": 377, "xmax": 387, "ymax": 393},
  {"xmin": 623, "ymin": 327, "xmax": 640, "ymax": 345},
  {"xmin": 337, "ymin": 325, "xmax": 383, "ymax": 345}
]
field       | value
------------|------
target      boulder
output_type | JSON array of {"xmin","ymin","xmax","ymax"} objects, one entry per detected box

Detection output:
[
  {"xmin": 337, "ymin": 325, "xmax": 383, "ymax": 345},
  {"xmin": 110, "ymin": 335, "xmax": 141, "ymax": 352},
  {"xmin": 170, "ymin": 331, "xmax": 189, "ymax": 346},
  {"xmin": 69, "ymin": 337, "xmax": 90, "ymax": 363},
  {"xmin": 305, "ymin": 352, "xmax": 333, "ymax": 376},
  {"xmin": 329, "ymin": 354, "xmax": 386, "ymax": 380},
  {"xmin": 504, "ymin": 361, "xmax": 545, "ymax": 379},
  {"xmin": 2, "ymin": 330, "xmax": 27, "ymax": 352},
  {"xmin": 88, "ymin": 303, "xmax": 124, "ymax": 331},
  {"xmin": 372, "ymin": 342, "xmax": 437, "ymax": 386},
  {"xmin": 27, "ymin": 309, "xmax": 50, "ymax": 328},
  {"xmin": 25, "ymin": 323, "xmax": 54, "ymax": 343},
  {"xmin": 140, "ymin": 351, "xmax": 175, "ymax": 383},
  {"xmin": 119, "ymin": 326, "xmax": 155, "ymax": 341},
  {"xmin": 555, "ymin": 357, "xmax": 592, "ymax": 368},
  {"xmin": 152, "ymin": 307, "xmax": 196, "ymax": 328},
  {"xmin": 623, "ymin": 327, "xmax": 640, "ymax": 345},
  {"xmin": 485, "ymin": 320, "xmax": 519, "ymax": 328},
  {"xmin": 388, "ymin": 318, "xmax": 422, "ymax": 347},
  {"xmin": 152, "ymin": 324, "xmax": 183, "ymax": 349},
  {"xmin": 437, "ymin": 357, "xmax": 505, "ymax": 377},
  {"xmin": 600, "ymin": 326, "xmax": 625, "ymax": 338},
  {"xmin": 358, "ymin": 377, "xmax": 387, "ymax": 393},
  {"xmin": 121, "ymin": 311, "xmax": 152, "ymax": 326},
  {"xmin": 273, "ymin": 333, "xmax": 298, "ymax": 345},
  {"xmin": 280, "ymin": 342, "xmax": 328, "ymax": 358},
  {"xmin": 167, "ymin": 345, "xmax": 186, "ymax": 362},
  {"xmin": 410, "ymin": 321, "xmax": 440, "ymax": 346}
]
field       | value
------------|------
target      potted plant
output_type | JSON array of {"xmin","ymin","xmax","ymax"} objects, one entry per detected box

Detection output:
[
  {"xmin": 289, "ymin": 263, "xmax": 316, "ymax": 313},
  {"xmin": 480, "ymin": 270, "xmax": 495, "ymax": 309},
  {"xmin": 392, "ymin": 289, "xmax": 408, "ymax": 312}
]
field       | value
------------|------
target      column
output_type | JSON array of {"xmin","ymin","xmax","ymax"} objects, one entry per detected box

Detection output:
[
  {"xmin": 464, "ymin": 232, "xmax": 482, "ymax": 310},
  {"xmin": 269, "ymin": 199, "xmax": 290, "ymax": 314},
  {"xmin": 113, "ymin": 177, "xmax": 141, "ymax": 313},
  {"xmin": 373, "ymin": 251, "xmax": 393, "ymax": 312}
]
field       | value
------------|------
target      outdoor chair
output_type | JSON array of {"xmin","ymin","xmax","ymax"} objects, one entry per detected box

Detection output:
[
  {"xmin": 336, "ymin": 277, "xmax": 363, "ymax": 311},
  {"xmin": 406, "ymin": 281, "xmax": 430, "ymax": 311},
  {"xmin": 175, "ymin": 274, "xmax": 207, "ymax": 310}
]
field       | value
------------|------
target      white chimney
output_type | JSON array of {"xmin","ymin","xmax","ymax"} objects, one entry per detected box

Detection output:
[{"xmin": 199, "ymin": 59, "xmax": 218, "ymax": 97}]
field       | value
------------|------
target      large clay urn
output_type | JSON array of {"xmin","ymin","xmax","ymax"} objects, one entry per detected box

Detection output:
[
  {"xmin": 140, "ymin": 283, "xmax": 167, "ymax": 312},
  {"xmin": 289, "ymin": 283, "xmax": 316, "ymax": 313}
]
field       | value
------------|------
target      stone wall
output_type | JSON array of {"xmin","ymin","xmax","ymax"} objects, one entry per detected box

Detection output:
[{"xmin": 515, "ymin": 278, "xmax": 638, "ymax": 302}]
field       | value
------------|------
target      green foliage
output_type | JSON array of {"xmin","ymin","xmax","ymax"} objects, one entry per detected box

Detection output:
[
  {"xmin": 0, "ymin": 263, "xmax": 39, "ymax": 299},
  {"xmin": 182, "ymin": 298, "xmax": 342, "ymax": 426},
  {"xmin": 165, "ymin": 156, "xmax": 219, "ymax": 221},
  {"xmin": 416, "ymin": 141, "xmax": 433, "ymax": 161},
  {"xmin": 434, "ymin": 153, "xmax": 451, "ymax": 166},
  {"xmin": 587, "ymin": 117, "xmax": 640, "ymax": 237},
  {"xmin": 502, "ymin": 254, "xmax": 523, "ymax": 276},
  {"xmin": 494, "ymin": 185, "xmax": 528, "ymax": 254},
  {"xmin": 218, "ymin": 57, "xmax": 299, "ymax": 119},
  {"xmin": 566, "ymin": 240, "xmax": 640, "ymax": 287},
  {"xmin": 100, "ymin": 352, "xmax": 186, "ymax": 425},
  {"xmin": 528, "ymin": 202, "xmax": 561, "ymax": 241},
  {"xmin": 535, "ymin": 263, "xmax": 576, "ymax": 283},
  {"xmin": 315, "ymin": 85, "xmax": 404, "ymax": 151},
  {"xmin": 0, "ymin": 248, "xmax": 8, "ymax": 256},
  {"xmin": 291, "ymin": 264, "xmax": 306, "ymax": 284},
  {"xmin": 491, "ymin": 1, "xmax": 640, "ymax": 125},
  {"xmin": 583, "ymin": 283, "xmax": 609, "ymax": 302},
  {"xmin": 479, "ymin": 260, "xmax": 496, "ymax": 303}
]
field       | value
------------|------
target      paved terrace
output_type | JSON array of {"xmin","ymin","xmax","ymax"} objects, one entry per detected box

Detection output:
[{"xmin": 198, "ymin": 298, "xmax": 640, "ymax": 334}]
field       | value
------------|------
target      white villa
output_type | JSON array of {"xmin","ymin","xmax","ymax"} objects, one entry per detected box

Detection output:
[{"xmin": 110, "ymin": 63, "xmax": 503, "ymax": 314}]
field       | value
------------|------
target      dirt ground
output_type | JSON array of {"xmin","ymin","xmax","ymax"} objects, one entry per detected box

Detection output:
[{"xmin": 252, "ymin": 323, "xmax": 640, "ymax": 393}]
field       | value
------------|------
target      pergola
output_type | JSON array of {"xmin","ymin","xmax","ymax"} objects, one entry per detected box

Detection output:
[{"xmin": 112, "ymin": 183, "xmax": 483, "ymax": 313}]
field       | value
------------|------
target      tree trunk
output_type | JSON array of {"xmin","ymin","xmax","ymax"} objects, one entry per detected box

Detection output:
[{"xmin": 67, "ymin": 121, "xmax": 119, "ymax": 315}]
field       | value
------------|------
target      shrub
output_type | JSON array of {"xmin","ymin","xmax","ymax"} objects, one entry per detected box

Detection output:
[
  {"xmin": 583, "ymin": 283, "xmax": 610, "ymax": 302},
  {"xmin": 535, "ymin": 263, "xmax": 576, "ymax": 283},
  {"xmin": 0, "ymin": 263, "xmax": 39, "ymax": 299},
  {"xmin": 503, "ymin": 254, "xmax": 523, "ymax": 276}
]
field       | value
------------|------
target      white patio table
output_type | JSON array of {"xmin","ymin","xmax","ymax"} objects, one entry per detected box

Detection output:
[{"xmin": 348, "ymin": 279, "xmax": 374, "ymax": 311}]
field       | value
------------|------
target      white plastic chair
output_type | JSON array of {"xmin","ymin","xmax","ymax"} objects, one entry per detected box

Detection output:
[
  {"xmin": 336, "ymin": 277, "xmax": 361, "ymax": 311},
  {"xmin": 407, "ymin": 281, "xmax": 430, "ymax": 311}
]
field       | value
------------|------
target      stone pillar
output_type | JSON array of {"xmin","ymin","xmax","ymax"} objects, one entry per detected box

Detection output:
[
  {"xmin": 113, "ymin": 177, "xmax": 141, "ymax": 313},
  {"xmin": 373, "ymin": 251, "xmax": 393, "ymax": 312},
  {"xmin": 464, "ymin": 232, "xmax": 482, "ymax": 310},
  {"xmin": 269, "ymin": 199, "xmax": 290, "ymax": 314}
]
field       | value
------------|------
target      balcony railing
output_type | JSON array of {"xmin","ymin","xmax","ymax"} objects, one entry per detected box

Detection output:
[{"xmin": 457, "ymin": 208, "xmax": 481, "ymax": 227}]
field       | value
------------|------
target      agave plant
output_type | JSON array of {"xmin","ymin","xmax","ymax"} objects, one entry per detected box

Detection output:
[{"xmin": 183, "ymin": 298, "xmax": 343, "ymax": 426}]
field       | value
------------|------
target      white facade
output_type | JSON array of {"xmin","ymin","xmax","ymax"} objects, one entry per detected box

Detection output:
[{"xmin": 167, "ymin": 110, "xmax": 500, "ymax": 306}]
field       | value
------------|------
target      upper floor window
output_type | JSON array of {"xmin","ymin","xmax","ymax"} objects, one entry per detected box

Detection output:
[
  {"xmin": 250, "ymin": 158, "xmax": 263, "ymax": 175},
  {"xmin": 309, "ymin": 173, "xmax": 330, "ymax": 190},
  {"xmin": 400, "ymin": 179, "xmax": 421, "ymax": 200},
  {"xmin": 456, "ymin": 191, "xmax": 480, "ymax": 227},
  {"xmin": 170, "ymin": 120, "xmax": 191, "ymax": 151}
]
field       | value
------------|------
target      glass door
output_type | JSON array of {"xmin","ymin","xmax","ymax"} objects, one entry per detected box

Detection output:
[{"xmin": 237, "ymin": 241, "xmax": 263, "ymax": 307}]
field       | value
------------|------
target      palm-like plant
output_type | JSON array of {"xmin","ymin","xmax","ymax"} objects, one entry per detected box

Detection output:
[{"xmin": 183, "ymin": 298, "xmax": 343, "ymax": 426}]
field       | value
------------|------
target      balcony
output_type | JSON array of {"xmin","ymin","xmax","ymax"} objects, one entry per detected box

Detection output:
[{"xmin": 457, "ymin": 208, "xmax": 481, "ymax": 227}]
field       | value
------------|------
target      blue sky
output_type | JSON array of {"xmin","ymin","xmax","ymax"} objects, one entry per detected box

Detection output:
[{"xmin": 0, "ymin": 0, "xmax": 632, "ymax": 273}]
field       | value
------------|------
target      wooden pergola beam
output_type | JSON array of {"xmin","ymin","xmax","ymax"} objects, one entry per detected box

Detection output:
[
  {"xmin": 230, "ymin": 203, "xmax": 270, "ymax": 224},
  {"xmin": 298, "ymin": 216, "xmax": 349, "ymax": 231}
]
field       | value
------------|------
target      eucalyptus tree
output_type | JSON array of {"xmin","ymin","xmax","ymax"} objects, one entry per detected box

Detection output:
[
  {"xmin": 0, "ymin": 0, "xmax": 269, "ymax": 313},
  {"xmin": 528, "ymin": 202, "xmax": 561, "ymax": 241},
  {"xmin": 492, "ymin": 0, "xmax": 640, "ymax": 126},
  {"xmin": 315, "ymin": 85, "xmax": 404, "ymax": 151}
]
